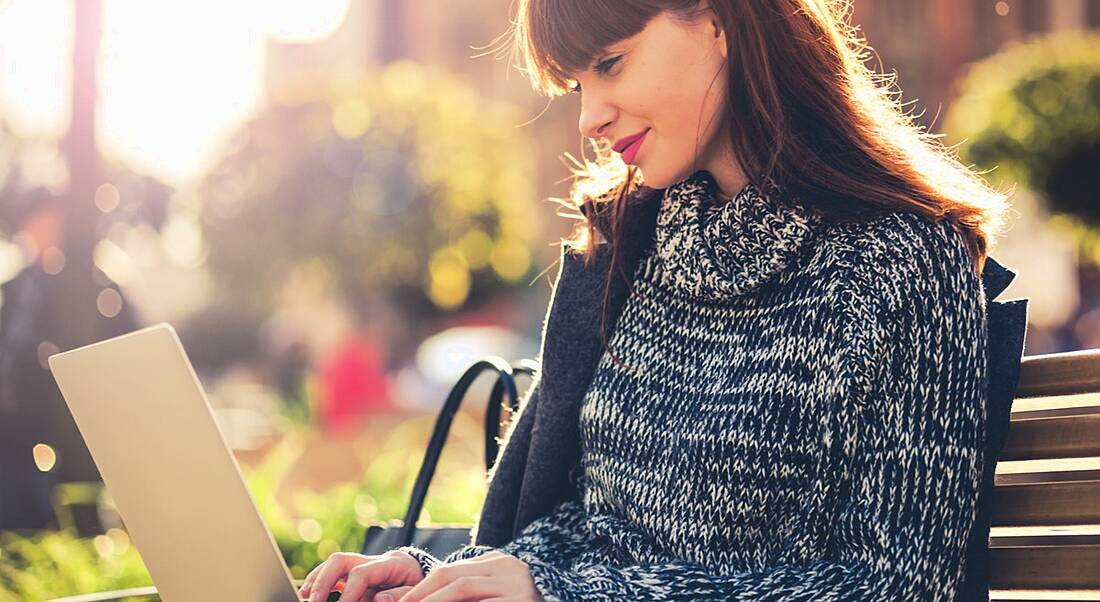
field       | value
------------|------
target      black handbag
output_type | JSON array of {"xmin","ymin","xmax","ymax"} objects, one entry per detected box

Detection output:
[{"xmin": 359, "ymin": 357, "xmax": 538, "ymax": 559}]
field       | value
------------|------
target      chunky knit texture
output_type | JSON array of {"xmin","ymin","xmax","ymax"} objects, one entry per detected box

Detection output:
[{"xmin": 400, "ymin": 170, "xmax": 988, "ymax": 601}]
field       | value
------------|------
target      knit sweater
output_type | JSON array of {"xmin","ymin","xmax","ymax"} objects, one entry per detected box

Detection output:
[{"xmin": 401, "ymin": 170, "xmax": 988, "ymax": 601}]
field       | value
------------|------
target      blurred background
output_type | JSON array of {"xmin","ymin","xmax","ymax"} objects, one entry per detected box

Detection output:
[{"xmin": 0, "ymin": 0, "xmax": 1098, "ymax": 598}]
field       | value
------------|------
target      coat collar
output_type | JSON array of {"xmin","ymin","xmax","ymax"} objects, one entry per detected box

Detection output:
[
  {"xmin": 577, "ymin": 171, "xmax": 1018, "ymax": 304},
  {"xmin": 649, "ymin": 171, "xmax": 821, "ymax": 300},
  {"xmin": 981, "ymin": 255, "xmax": 1016, "ymax": 300}
]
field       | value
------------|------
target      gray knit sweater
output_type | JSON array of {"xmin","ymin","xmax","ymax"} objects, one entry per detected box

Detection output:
[{"xmin": 402, "ymin": 171, "xmax": 988, "ymax": 601}]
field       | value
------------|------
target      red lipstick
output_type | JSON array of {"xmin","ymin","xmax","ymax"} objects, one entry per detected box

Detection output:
[{"xmin": 614, "ymin": 129, "xmax": 649, "ymax": 164}]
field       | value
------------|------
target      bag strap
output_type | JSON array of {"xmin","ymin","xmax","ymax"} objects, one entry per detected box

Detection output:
[
  {"xmin": 398, "ymin": 357, "xmax": 520, "ymax": 546},
  {"xmin": 483, "ymin": 358, "xmax": 540, "ymax": 471}
]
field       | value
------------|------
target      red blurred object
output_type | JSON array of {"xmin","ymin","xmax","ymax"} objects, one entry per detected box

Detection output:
[{"xmin": 318, "ymin": 334, "xmax": 392, "ymax": 432}]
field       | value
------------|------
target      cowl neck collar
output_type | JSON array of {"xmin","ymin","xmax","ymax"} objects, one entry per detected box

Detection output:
[{"xmin": 649, "ymin": 170, "xmax": 821, "ymax": 300}]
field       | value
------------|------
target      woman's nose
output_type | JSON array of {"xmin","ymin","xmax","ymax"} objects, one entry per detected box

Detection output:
[{"xmin": 578, "ymin": 96, "xmax": 614, "ymax": 140}]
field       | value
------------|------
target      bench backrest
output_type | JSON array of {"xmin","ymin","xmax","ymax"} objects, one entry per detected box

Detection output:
[{"xmin": 989, "ymin": 348, "xmax": 1100, "ymax": 599}]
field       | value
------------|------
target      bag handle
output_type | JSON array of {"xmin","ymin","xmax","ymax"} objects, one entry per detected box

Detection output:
[
  {"xmin": 483, "ymin": 358, "xmax": 539, "ymax": 470},
  {"xmin": 398, "ymin": 357, "xmax": 520, "ymax": 546}
]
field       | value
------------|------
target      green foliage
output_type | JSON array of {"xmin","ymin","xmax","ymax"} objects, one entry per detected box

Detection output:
[
  {"xmin": 0, "ymin": 410, "xmax": 488, "ymax": 599},
  {"xmin": 198, "ymin": 60, "xmax": 540, "ymax": 319},
  {"xmin": 0, "ymin": 529, "xmax": 152, "ymax": 602},
  {"xmin": 944, "ymin": 31, "xmax": 1100, "ymax": 261}
]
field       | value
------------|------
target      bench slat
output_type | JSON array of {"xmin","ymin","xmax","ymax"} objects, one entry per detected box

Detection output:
[
  {"xmin": 989, "ymin": 591, "xmax": 1100, "ymax": 601},
  {"xmin": 990, "ymin": 543, "xmax": 1100, "ymax": 589},
  {"xmin": 1012, "ymin": 391, "xmax": 1100, "ymax": 421},
  {"xmin": 1017, "ymin": 350, "xmax": 1100, "ymax": 398},
  {"xmin": 996, "ymin": 457, "xmax": 1100, "ymax": 482},
  {"xmin": 1001, "ymin": 415, "xmax": 1100, "ymax": 461},
  {"xmin": 993, "ymin": 480, "xmax": 1100, "ymax": 526},
  {"xmin": 997, "ymin": 470, "xmax": 1100, "ymax": 486}
]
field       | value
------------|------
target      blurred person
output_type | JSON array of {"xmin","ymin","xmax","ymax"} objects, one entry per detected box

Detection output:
[
  {"xmin": 299, "ymin": 1, "xmax": 1022, "ymax": 601},
  {"xmin": 317, "ymin": 326, "xmax": 393, "ymax": 434},
  {"xmin": 0, "ymin": 185, "xmax": 140, "ymax": 532},
  {"xmin": 0, "ymin": 185, "xmax": 63, "ymax": 531}
]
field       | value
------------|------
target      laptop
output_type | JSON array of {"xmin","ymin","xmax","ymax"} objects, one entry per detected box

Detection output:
[{"xmin": 48, "ymin": 323, "xmax": 318, "ymax": 602}]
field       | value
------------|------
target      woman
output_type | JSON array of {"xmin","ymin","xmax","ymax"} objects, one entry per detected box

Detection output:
[{"xmin": 300, "ymin": 0, "xmax": 1010, "ymax": 600}]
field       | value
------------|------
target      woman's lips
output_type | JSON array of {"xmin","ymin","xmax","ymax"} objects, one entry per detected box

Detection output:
[{"xmin": 619, "ymin": 130, "xmax": 649, "ymax": 164}]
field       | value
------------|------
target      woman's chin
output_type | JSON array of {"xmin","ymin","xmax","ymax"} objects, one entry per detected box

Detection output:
[{"xmin": 640, "ymin": 167, "xmax": 690, "ymax": 191}]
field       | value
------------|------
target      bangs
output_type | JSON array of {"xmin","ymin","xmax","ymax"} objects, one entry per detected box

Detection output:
[{"xmin": 517, "ymin": 0, "xmax": 665, "ymax": 96}]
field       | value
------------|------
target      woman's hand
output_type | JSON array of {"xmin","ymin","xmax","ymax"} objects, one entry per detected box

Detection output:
[
  {"xmin": 298, "ymin": 549, "xmax": 424, "ymax": 602},
  {"xmin": 395, "ymin": 550, "xmax": 544, "ymax": 602}
]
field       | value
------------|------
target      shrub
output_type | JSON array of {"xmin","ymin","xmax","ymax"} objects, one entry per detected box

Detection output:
[{"xmin": 944, "ymin": 31, "xmax": 1100, "ymax": 262}]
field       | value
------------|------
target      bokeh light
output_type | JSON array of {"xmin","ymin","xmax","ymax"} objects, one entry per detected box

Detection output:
[
  {"xmin": 353, "ymin": 494, "xmax": 378, "ymax": 527},
  {"xmin": 296, "ymin": 518, "xmax": 323, "ymax": 543},
  {"xmin": 36, "ymin": 341, "xmax": 60, "ymax": 370},
  {"xmin": 107, "ymin": 528, "xmax": 132, "ymax": 554},
  {"xmin": 93, "ymin": 534, "xmax": 115, "ymax": 557},
  {"xmin": 42, "ymin": 247, "xmax": 65, "ymax": 275},
  {"xmin": 427, "ymin": 247, "xmax": 471, "ymax": 309},
  {"xmin": 331, "ymin": 98, "xmax": 372, "ymax": 140},
  {"xmin": 316, "ymin": 539, "xmax": 340, "ymax": 560},
  {"xmin": 32, "ymin": 443, "xmax": 56, "ymax": 472},
  {"xmin": 260, "ymin": 0, "xmax": 351, "ymax": 44},
  {"xmin": 94, "ymin": 183, "xmax": 121, "ymax": 213},
  {"xmin": 96, "ymin": 288, "xmax": 123, "ymax": 318}
]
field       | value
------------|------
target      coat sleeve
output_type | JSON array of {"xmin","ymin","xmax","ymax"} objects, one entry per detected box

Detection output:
[
  {"xmin": 504, "ymin": 234, "xmax": 989, "ymax": 601},
  {"xmin": 396, "ymin": 497, "xmax": 593, "ymax": 576}
]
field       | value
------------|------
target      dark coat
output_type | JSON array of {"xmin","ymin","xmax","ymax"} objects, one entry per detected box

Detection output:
[{"xmin": 470, "ymin": 194, "xmax": 1028, "ymax": 599}]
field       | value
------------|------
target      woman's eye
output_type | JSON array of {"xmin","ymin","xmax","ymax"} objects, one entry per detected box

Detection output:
[
  {"xmin": 595, "ymin": 56, "xmax": 621, "ymax": 75},
  {"xmin": 568, "ymin": 56, "xmax": 620, "ymax": 95}
]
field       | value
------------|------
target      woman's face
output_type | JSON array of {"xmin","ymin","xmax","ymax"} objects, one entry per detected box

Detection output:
[{"xmin": 572, "ymin": 6, "xmax": 743, "ymax": 198}]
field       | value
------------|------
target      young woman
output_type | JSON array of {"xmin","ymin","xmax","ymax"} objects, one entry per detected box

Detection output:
[{"xmin": 300, "ymin": 0, "xmax": 1011, "ymax": 600}]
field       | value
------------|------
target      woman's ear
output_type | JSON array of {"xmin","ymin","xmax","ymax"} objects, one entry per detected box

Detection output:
[{"xmin": 712, "ymin": 15, "xmax": 727, "ymax": 60}]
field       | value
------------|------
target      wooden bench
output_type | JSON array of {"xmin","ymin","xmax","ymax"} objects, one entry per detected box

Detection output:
[{"xmin": 989, "ymin": 348, "xmax": 1100, "ymax": 601}]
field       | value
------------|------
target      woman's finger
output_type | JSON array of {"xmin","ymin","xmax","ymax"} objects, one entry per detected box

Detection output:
[
  {"xmin": 298, "ymin": 559, "xmax": 332, "ymax": 597},
  {"xmin": 398, "ymin": 562, "xmax": 493, "ymax": 602},
  {"xmin": 306, "ymin": 553, "xmax": 358, "ymax": 602},
  {"xmin": 417, "ymin": 576, "xmax": 499, "ymax": 602},
  {"xmin": 338, "ymin": 556, "xmax": 417, "ymax": 602},
  {"xmin": 375, "ymin": 585, "xmax": 413, "ymax": 602}
]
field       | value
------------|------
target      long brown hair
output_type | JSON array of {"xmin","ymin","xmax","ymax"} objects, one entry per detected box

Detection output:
[{"xmin": 495, "ymin": 0, "xmax": 1010, "ymax": 358}]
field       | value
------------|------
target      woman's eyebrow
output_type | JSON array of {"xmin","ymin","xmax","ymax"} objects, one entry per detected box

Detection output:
[{"xmin": 586, "ymin": 49, "xmax": 620, "ymax": 71}]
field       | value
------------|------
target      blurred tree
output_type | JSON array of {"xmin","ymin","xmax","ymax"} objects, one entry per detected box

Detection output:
[
  {"xmin": 945, "ymin": 31, "xmax": 1100, "ymax": 264},
  {"xmin": 198, "ymin": 60, "xmax": 540, "ymax": 326},
  {"xmin": 0, "ymin": 0, "xmax": 169, "ymax": 534}
]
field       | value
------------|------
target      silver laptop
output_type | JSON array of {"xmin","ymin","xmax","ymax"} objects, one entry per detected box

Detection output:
[{"xmin": 48, "ymin": 323, "xmax": 308, "ymax": 602}]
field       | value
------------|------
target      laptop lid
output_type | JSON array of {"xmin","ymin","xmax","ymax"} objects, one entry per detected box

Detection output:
[{"xmin": 48, "ymin": 323, "xmax": 301, "ymax": 602}]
